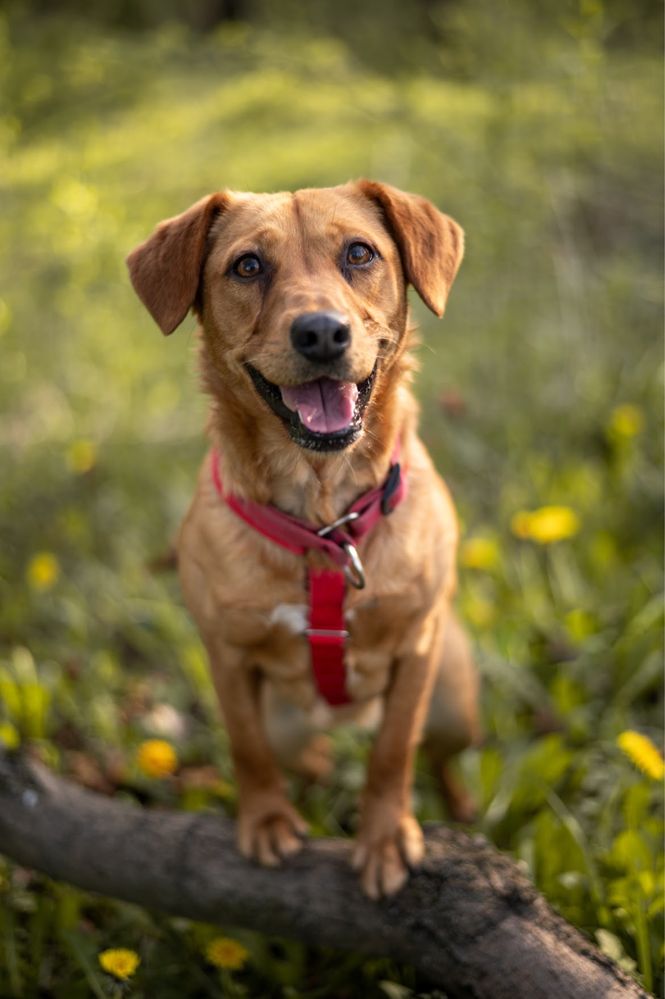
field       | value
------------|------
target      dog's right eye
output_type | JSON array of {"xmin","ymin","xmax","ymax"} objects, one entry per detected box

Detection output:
[
  {"xmin": 232, "ymin": 254, "xmax": 263, "ymax": 279},
  {"xmin": 346, "ymin": 242, "xmax": 374, "ymax": 267}
]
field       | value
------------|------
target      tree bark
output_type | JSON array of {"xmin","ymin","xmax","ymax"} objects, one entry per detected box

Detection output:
[{"xmin": 0, "ymin": 749, "xmax": 648, "ymax": 999}]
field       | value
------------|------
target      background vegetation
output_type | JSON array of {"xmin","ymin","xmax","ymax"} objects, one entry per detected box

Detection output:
[{"xmin": 0, "ymin": 0, "xmax": 662, "ymax": 995}]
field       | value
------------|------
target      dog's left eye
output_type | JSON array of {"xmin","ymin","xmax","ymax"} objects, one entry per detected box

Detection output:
[
  {"xmin": 232, "ymin": 254, "xmax": 263, "ymax": 279},
  {"xmin": 346, "ymin": 242, "xmax": 374, "ymax": 267}
]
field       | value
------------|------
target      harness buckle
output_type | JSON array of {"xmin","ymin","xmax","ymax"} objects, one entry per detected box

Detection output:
[
  {"xmin": 316, "ymin": 513, "xmax": 365, "ymax": 588},
  {"xmin": 381, "ymin": 462, "xmax": 401, "ymax": 515},
  {"xmin": 305, "ymin": 628, "xmax": 349, "ymax": 639},
  {"xmin": 343, "ymin": 543, "xmax": 366, "ymax": 590}
]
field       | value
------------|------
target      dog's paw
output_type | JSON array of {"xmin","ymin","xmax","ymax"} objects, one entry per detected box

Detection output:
[
  {"xmin": 352, "ymin": 812, "xmax": 424, "ymax": 900},
  {"xmin": 237, "ymin": 796, "xmax": 308, "ymax": 867}
]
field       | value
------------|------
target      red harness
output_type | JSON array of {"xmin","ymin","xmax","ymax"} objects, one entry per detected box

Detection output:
[{"xmin": 210, "ymin": 449, "xmax": 406, "ymax": 706}]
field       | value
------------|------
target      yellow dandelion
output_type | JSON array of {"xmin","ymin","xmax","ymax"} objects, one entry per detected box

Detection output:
[
  {"xmin": 136, "ymin": 739, "xmax": 178, "ymax": 778},
  {"xmin": 27, "ymin": 552, "xmax": 60, "ymax": 591},
  {"xmin": 608, "ymin": 404, "xmax": 644, "ymax": 440},
  {"xmin": 460, "ymin": 536, "xmax": 500, "ymax": 571},
  {"xmin": 98, "ymin": 948, "xmax": 140, "ymax": 980},
  {"xmin": 66, "ymin": 438, "xmax": 97, "ymax": 474},
  {"xmin": 205, "ymin": 936, "xmax": 250, "ymax": 971},
  {"xmin": 617, "ymin": 731, "xmax": 665, "ymax": 782},
  {"xmin": 511, "ymin": 506, "xmax": 580, "ymax": 545},
  {"xmin": 0, "ymin": 722, "xmax": 20, "ymax": 749}
]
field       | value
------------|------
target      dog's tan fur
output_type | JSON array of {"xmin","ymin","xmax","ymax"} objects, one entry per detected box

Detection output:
[{"xmin": 127, "ymin": 181, "xmax": 480, "ymax": 898}]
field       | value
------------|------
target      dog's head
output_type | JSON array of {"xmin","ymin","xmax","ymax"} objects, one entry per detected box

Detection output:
[{"xmin": 127, "ymin": 181, "xmax": 463, "ymax": 453}]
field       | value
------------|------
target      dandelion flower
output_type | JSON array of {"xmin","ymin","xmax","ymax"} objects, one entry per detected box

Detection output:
[
  {"xmin": 608, "ymin": 404, "xmax": 644, "ymax": 440},
  {"xmin": 617, "ymin": 731, "xmax": 665, "ymax": 782},
  {"xmin": 205, "ymin": 936, "xmax": 249, "ymax": 971},
  {"xmin": 0, "ymin": 722, "xmax": 19, "ymax": 749},
  {"xmin": 136, "ymin": 739, "xmax": 177, "ymax": 778},
  {"xmin": 460, "ymin": 536, "xmax": 500, "ymax": 571},
  {"xmin": 67, "ymin": 438, "xmax": 97, "ymax": 473},
  {"xmin": 511, "ymin": 506, "xmax": 580, "ymax": 545},
  {"xmin": 98, "ymin": 948, "xmax": 140, "ymax": 980},
  {"xmin": 27, "ymin": 552, "xmax": 60, "ymax": 591}
]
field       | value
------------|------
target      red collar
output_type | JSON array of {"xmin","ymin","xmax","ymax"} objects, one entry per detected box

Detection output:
[{"xmin": 210, "ymin": 448, "xmax": 406, "ymax": 705}]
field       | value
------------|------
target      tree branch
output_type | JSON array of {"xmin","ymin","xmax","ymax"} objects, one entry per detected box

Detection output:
[{"xmin": 0, "ymin": 749, "xmax": 647, "ymax": 998}]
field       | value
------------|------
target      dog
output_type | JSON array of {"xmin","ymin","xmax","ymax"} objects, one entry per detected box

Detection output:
[{"xmin": 127, "ymin": 180, "xmax": 480, "ymax": 899}]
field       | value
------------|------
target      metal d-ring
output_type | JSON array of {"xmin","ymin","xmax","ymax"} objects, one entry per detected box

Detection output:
[
  {"xmin": 343, "ymin": 543, "xmax": 366, "ymax": 590},
  {"xmin": 316, "ymin": 510, "xmax": 360, "ymax": 538}
]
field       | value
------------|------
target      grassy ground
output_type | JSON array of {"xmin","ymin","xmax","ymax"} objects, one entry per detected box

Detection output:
[{"xmin": 0, "ymin": 4, "xmax": 663, "ymax": 996}]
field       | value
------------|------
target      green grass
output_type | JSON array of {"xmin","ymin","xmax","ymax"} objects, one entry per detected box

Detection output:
[{"xmin": 0, "ymin": 4, "xmax": 663, "ymax": 996}]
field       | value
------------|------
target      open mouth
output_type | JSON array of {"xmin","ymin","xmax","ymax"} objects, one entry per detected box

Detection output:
[{"xmin": 246, "ymin": 364, "xmax": 376, "ymax": 451}]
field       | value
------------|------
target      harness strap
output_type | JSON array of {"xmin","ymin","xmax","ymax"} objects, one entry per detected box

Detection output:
[
  {"xmin": 307, "ymin": 569, "xmax": 349, "ymax": 706},
  {"xmin": 210, "ymin": 447, "xmax": 406, "ymax": 706}
]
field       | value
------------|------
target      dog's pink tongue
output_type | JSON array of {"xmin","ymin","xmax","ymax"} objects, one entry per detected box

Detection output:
[{"xmin": 280, "ymin": 378, "xmax": 358, "ymax": 433}]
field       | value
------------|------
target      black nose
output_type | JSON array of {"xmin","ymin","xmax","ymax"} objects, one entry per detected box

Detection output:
[{"xmin": 290, "ymin": 311, "xmax": 351, "ymax": 363}]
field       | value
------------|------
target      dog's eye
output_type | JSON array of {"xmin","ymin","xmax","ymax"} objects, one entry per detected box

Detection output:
[
  {"xmin": 346, "ymin": 242, "xmax": 374, "ymax": 267},
  {"xmin": 232, "ymin": 254, "xmax": 263, "ymax": 279}
]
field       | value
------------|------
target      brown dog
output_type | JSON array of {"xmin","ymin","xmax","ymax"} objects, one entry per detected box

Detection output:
[{"xmin": 127, "ymin": 181, "xmax": 479, "ymax": 899}]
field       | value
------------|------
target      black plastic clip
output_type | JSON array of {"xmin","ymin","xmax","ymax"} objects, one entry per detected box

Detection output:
[{"xmin": 381, "ymin": 462, "xmax": 402, "ymax": 516}]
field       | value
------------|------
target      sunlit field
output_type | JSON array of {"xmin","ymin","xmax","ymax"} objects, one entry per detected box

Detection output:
[{"xmin": 1, "ymin": 2, "xmax": 662, "ymax": 995}]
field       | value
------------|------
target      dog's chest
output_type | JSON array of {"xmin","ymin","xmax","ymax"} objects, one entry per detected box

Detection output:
[{"xmin": 222, "ymin": 589, "xmax": 418, "ymax": 709}]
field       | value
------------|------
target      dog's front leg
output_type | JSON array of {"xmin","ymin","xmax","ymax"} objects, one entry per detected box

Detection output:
[
  {"xmin": 207, "ymin": 643, "xmax": 308, "ymax": 866},
  {"xmin": 353, "ymin": 612, "xmax": 442, "ymax": 899}
]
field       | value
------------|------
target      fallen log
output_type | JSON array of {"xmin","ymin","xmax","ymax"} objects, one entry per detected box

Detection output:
[{"xmin": 0, "ymin": 749, "xmax": 648, "ymax": 998}]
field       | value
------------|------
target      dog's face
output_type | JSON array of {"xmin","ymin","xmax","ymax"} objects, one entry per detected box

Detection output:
[{"xmin": 127, "ymin": 181, "xmax": 464, "ymax": 453}]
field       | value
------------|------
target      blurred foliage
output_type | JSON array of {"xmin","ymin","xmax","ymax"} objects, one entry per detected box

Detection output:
[{"xmin": 0, "ymin": 0, "xmax": 663, "ymax": 996}]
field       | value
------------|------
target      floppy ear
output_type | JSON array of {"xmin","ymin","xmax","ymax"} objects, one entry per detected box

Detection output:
[
  {"xmin": 126, "ymin": 192, "xmax": 227, "ymax": 335},
  {"xmin": 356, "ymin": 180, "xmax": 464, "ymax": 317}
]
